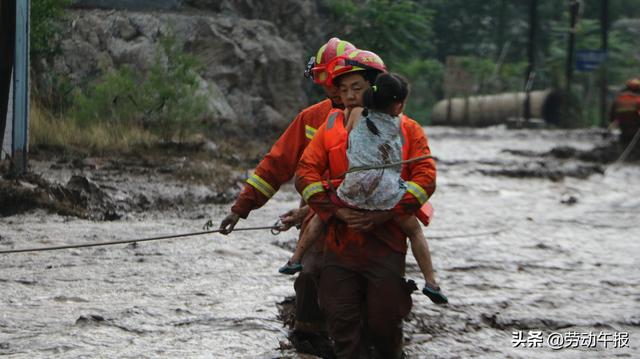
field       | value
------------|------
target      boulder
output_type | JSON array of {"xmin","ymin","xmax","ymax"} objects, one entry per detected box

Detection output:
[{"xmin": 44, "ymin": 2, "xmax": 330, "ymax": 134}]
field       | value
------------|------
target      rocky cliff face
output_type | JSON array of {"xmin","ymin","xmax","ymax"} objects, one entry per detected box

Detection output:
[{"xmin": 47, "ymin": 0, "xmax": 329, "ymax": 134}]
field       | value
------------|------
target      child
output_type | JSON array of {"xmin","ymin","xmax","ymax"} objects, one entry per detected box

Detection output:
[{"xmin": 280, "ymin": 73, "xmax": 447, "ymax": 305}]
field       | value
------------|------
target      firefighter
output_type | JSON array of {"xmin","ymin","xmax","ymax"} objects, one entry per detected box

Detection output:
[
  {"xmin": 610, "ymin": 78, "xmax": 640, "ymax": 145},
  {"xmin": 295, "ymin": 49, "xmax": 437, "ymax": 358},
  {"xmin": 216, "ymin": 38, "xmax": 356, "ymax": 346}
]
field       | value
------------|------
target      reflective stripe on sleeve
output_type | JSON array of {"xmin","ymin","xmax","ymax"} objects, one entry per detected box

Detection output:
[
  {"xmin": 326, "ymin": 112, "xmax": 338, "ymax": 129},
  {"xmin": 305, "ymin": 125, "xmax": 317, "ymax": 140},
  {"xmin": 406, "ymin": 181, "xmax": 429, "ymax": 205},
  {"xmin": 247, "ymin": 173, "xmax": 276, "ymax": 198},
  {"xmin": 616, "ymin": 105, "xmax": 638, "ymax": 113},
  {"xmin": 302, "ymin": 182, "xmax": 325, "ymax": 202}
]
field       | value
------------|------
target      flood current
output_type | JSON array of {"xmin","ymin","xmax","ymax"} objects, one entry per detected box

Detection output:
[{"xmin": 1, "ymin": 126, "xmax": 638, "ymax": 358}]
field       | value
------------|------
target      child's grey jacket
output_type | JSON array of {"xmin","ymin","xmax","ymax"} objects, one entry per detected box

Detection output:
[{"xmin": 337, "ymin": 110, "xmax": 407, "ymax": 210}]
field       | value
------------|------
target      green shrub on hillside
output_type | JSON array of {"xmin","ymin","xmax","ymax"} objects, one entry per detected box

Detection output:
[
  {"xmin": 71, "ymin": 35, "xmax": 208, "ymax": 142},
  {"xmin": 396, "ymin": 59, "xmax": 443, "ymax": 123},
  {"xmin": 31, "ymin": 0, "xmax": 71, "ymax": 60}
]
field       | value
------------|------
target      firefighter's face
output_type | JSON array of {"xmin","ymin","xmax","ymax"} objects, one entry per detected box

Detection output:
[
  {"xmin": 337, "ymin": 72, "xmax": 369, "ymax": 109},
  {"xmin": 323, "ymin": 85, "xmax": 342, "ymax": 105}
]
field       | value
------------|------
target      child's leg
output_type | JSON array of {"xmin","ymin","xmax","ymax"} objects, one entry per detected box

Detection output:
[
  {"xmin": 395, "ymin": 216, "xmax": 438, "ymax": 286},
  {"xmin": 290, "ymin": 214, "xmax": 323, "ymax": 264},
  {"xmin": 396, "ymin": 215, "xmax": 448, "ymax": 304}
]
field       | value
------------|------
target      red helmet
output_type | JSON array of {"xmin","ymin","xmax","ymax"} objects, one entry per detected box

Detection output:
[
  {"xmin": 626, "ymin": 78, "xmax": 640, "ymax": 91},
  {"xmin": 324, "ymin": 48, "xmax": 387, "ymax": 86},
  {"xmin": 304, "ymin": 38, "xmax": 356, "ymax": 85}
]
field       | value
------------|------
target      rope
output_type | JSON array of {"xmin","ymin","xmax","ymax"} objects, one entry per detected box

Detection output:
[
  {"xmin": 605, "ymin": 126, "xmax": 640, "ymax": 173},
  {"xmin": 427, "ymin": 228, "xmax": 507, "ymax": 240},
  {"xmin": 0, "ymin": 223, "xmax": 508, "ymax": 254},
  {"xmin": 339, "ymin": 155, "xmax": 434, "ymax": 177},
  {"xmin": 0, "ymin": 225, "xmax": 279, "ymax": 254}
]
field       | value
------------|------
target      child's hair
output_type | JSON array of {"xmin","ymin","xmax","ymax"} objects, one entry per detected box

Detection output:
[{"xmin": 362, "ymin": 72, "xmax": 410, "ymax": 113}]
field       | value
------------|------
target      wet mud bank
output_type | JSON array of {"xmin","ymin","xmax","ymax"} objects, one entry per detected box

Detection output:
[
  {"xmin": 1, "ymin": 126, "xmax": 639, "ymax": 358},
  {"xmin": 1, "ymin": 140, "xmax": 268, "ymax": 220},
  {"xmin": 0, "ymin": 172, "xmax": 118, "ymax": 219}
]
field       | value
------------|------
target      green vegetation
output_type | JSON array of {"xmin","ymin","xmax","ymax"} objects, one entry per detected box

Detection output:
[
  {"xmin": 71, "ymin": 35, "xmax": 208, "ymax": 142},
  {"xmin": 28, "ymin": 0, "xmax": 640, "ymax": 145},
  {"xmin": 30, "ymin": 0, "xmax": 72, "ymax": 60},
  {"xmin": 30, "ymin": 103, "xmax": 156, "ymax": 153},
  {"xmin": 326, "ymin": 0, "xmax": 434, "ymax": 66},
  {"xmin": 29, "ymin": 1, "xmax": 208, "ymax": 151},
  {"xmin": 327, "ymin": 0, "xmax": 640, "ymax": 126},
  {"xmin": 32, "ymin": 33, "xmax": 208, "ymax": 150}
]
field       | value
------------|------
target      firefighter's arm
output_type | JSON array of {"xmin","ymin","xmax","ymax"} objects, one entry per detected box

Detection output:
[
  {"xmin": 295, "ymin": 125, "xmax": 340, "ymax": 222},
  {"xmin": 230, "ymin": 111, "xmax": 309, "ymax": 218},
  {"xmin": 392, "ymin": 120, "xmax": 437, "ymax": 216}
]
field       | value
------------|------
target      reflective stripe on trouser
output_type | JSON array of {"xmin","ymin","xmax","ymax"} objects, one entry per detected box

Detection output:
[
  {"xmin": 302, "ymin": 182, "xmax": 324, "ymax": 202},
  {"xmin": 406, "ymin": 181, "xmax": 429, "ymax": 205},
  {"xmin": 246, "ymin": 173, "xmax": 276, "ymax": 198}
]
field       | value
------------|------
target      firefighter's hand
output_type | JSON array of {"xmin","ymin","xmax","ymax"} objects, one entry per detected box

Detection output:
[
  {"xmin": 219, "ymin": 211, "xmax": 240, "ymax": 235},
  {"xmin": 279, "ymin": 206, "xmax": 310, "ymax": 231},
  {"xmin": 337, "ymin": 209, "xmax": 393, "ymax": 232},
  {"xmin": 335, "ymin": 208, "xmax": 371, "ymax": 231},
  {"xmin": 367, "ymin": 210, "xmax": 394, "ymax": 223},
  {"xmin": 335, "ymin": 208, "xmax": 362, "ymax": 224}
]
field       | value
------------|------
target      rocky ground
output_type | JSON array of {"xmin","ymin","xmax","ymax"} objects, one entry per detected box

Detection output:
[{"xmin": 0, "ymin": 137, "xmax": 271, "ymax": 220}]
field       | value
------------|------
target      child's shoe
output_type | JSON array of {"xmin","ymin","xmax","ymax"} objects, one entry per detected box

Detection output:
[
  {"xmin": 423, "ymin": 282, "xmax": 448, "ymax": 304},
  {"xmin": 279, "ymin": 261, "xmax": 303, "ymax": 275}
]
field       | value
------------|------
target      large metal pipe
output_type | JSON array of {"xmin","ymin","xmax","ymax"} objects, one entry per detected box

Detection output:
[{"xmin": 430, "ymin": 90, "xmax": 563, "ymax": 126}]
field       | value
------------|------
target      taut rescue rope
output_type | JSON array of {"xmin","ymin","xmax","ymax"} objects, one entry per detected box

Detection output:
[
  {"xmin": 338, "ymin": 155, "xmax": 433, "ymax": 177},
  {"xmin": 605, "ymin": 127, "xmax": 640, "ymax": 173},
  {"xmin": 0, "ymin": 225, "xmax": 281, "ymax": 254}
]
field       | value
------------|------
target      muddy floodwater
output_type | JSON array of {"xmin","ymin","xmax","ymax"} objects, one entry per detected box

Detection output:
[{"xmin": 1, "ymin": 126, "xmax": 638, "ymax": 358}]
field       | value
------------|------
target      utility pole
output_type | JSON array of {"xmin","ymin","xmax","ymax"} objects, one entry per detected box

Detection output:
[
  {"xmin": 600, "ymin": 0, "xmax": 609, "ymax": 127},
  {"xmin": 566, "ymin": 0, "xmax": 580, "ymax": 97},
  {"xmin": 3, "ymin": 0, "xmax": 30, "ymax": 175},
  {"xmin": 565, "ymin": 0, "xmax": 580, "ymax": 126},
  {"xmin": 524, "ymin": 0, "xmax": 537, "ymax": 123},
  {"xmin": 497, "ymin": 0, "xmax": 507, "ymax": 55}
]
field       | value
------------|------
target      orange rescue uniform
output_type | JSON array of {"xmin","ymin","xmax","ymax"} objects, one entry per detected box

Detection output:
[
  {"xmin": 231, "ymin": 99, "xmax": 335, "ymax": 218},
  {"xmin": 295, "ymin": 109, "xmax": 437, "ymax": 259},
  {"xmin": 610, "ymin": 91, "xmax": 640, "ymax": 143},
  {"xmin": 295, "ymin": 108, "xmax": 436, "ymax": 357}
]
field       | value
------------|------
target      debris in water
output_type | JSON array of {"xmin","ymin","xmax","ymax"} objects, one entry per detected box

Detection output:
[
  {"xmin": 560, "ymin": 194, "xmax": 578, "ymax": 205},
  {"xmin": 75, "ymin": 315, "xmax": 106, "ymax": 326}
]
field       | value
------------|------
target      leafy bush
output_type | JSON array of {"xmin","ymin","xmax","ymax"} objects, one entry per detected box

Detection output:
[
  {"xmin": 395, "ymin": 59, "xmax": 444, "ymax": 123},
  {"xmin": 325, "ymin": 0, "xmax": 640, "ymax": 127},
  {"xmin": 71, "ymin": 35, "xmax": 208, "ymax": 142},
  {"xmin": 31, "ymin": 0, "xmax": 71, "ymax": 60},
  {"xmin": 326, "ymin": 0, "xmax": 434, "ymax": 66}
]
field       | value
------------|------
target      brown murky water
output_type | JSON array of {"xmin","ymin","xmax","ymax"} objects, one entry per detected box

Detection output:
[{"xmin": 1, "ymin": 126, "xmax": 638, "ymax": 358}]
